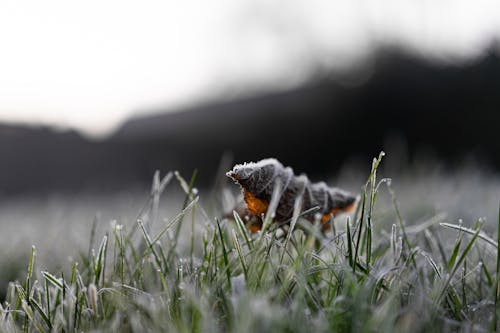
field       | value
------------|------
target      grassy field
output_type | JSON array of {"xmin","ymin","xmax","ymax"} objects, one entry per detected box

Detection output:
[{"xmin": 1, "ymin": 153, "xmax": 499, "ymax": 332}]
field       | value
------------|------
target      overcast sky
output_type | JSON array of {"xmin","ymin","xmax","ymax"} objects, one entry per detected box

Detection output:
[{"xmin": 0, "ymin": 0, "xmax": 499, "ymax": 137}]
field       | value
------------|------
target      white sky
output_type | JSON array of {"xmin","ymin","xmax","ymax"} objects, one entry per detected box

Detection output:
[{"xmin": 0, "ymin": 0, "xmax": 499, "ymax": 138}]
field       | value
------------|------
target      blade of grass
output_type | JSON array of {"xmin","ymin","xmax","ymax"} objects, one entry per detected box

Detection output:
[
  {"xmin": 29, "ymin": 297, "xmax": 52, "ymax": 330},
  {"xmin": 390, "ymin": 224, "xmax": 398, "ymax": 264},
  {"xmin": 447, "ymin": 231, "xmax": 463, "ymax": 272},
  {"xmin": 387, "ymin": 181, "xmax": 416, "ymax": 269},
  {"xmin": 233, "ymin": 211, "xmax": 253, "ymax": 250},
  {"xmin": 149, "ymin": 171, "xmax": 173, "ymax": 231},
  {"xmin": 440, "ymin": 222, "xmax": 498, "ymax": 248},
  {"xmin": 216, "ymin": 218, "xmax": 231, "ymax": 289},
  {"xmin": 44, "ymin": 279, "xmax": 51, "ymax": 325},
  {"xmin": 94, "ymin": 235, "xmax": 108, "ymax": 286},
  {"xmin": 42, "ymin": 272, "xmax": 64, "ymax": 291},
  {"xmin": 437, "ymin": 225, "xmax": 480, "ymax": 305},
  {"xmin": 232, "ymin": 229, "xmax": 248, "ymax": 280},
  {"xmin": 150, "ymin": 196, "xmax": 199, "ymax": 245},
  {"xmin": 281, "ymin": 190, "xmax": 304, "ymax": 264},
  {"xmin": 366, "ymin": 152, "xmax": 385, "ymax": 270},
  {"xmin": 354, "ymin": 189, "xmax": 367, "ymax": 275},
  {"xmin": 25, "ymin": 246, "xmax": 35, "ymax": 300},
  {"xmin": 259, "ymin": 178, "xmax": 282, "ymax": 239},
  {"xmin": 21, "ymin": 299, "xmax": 44, "ymax": 332},
  {"xmin": 137, "ymin": 220, "xmax": 164, "ymax": 272},
  {"xmin": 88, "ymin": 215, "xmax": 98, "ymax": 264},
  {"xmin": 171, "ymin": 170, "xmax": 199, "ymax": 253},
  {"xmin": 421, "ymin": 251, "xmax": 442, "ymax": 278},
  {"xmin": 346, "ymin": 220, "xmax": 354, "ymax": 270},
  {"xmin": 190, "ymin": 199, "xmax": 197, "ymax": 270}
]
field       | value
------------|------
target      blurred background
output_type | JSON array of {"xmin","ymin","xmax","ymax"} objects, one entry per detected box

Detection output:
[
  {"xmin": 0, "ymin": 0, "xmax": 499, "ymax": 280},
  {"xmin": 1, "ymin": 0, "xmax": 499, "ymax": 194}
]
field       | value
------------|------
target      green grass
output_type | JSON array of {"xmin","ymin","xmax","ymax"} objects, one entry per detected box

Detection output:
[{"xmin": 1, "ymin": 153, "xmax": 499, "ymax": 332}]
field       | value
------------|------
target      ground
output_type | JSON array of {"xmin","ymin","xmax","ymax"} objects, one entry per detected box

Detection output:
[{"xmin": 0, "ymin": 156, "xmax": 499, "ymax": 332}]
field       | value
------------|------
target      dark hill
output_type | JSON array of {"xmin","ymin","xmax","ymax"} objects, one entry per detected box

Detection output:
[
  {"xmin": 112, "ymin": 50, "xmax": 500, "ymax": 180},
  {"xmin": 1, "ymin": 49, "xmax": 500, "ymax": 193}
]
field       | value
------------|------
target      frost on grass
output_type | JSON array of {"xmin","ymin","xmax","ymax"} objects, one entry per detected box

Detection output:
[{"xmin": 0, "ymin": 157, "xmax": 500, "ymax": 332}]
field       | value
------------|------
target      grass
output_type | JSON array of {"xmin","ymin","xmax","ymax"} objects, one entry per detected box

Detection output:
[{"xmin": 0, "ymin": 153, "xmax": 499, "ymax": 332}]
